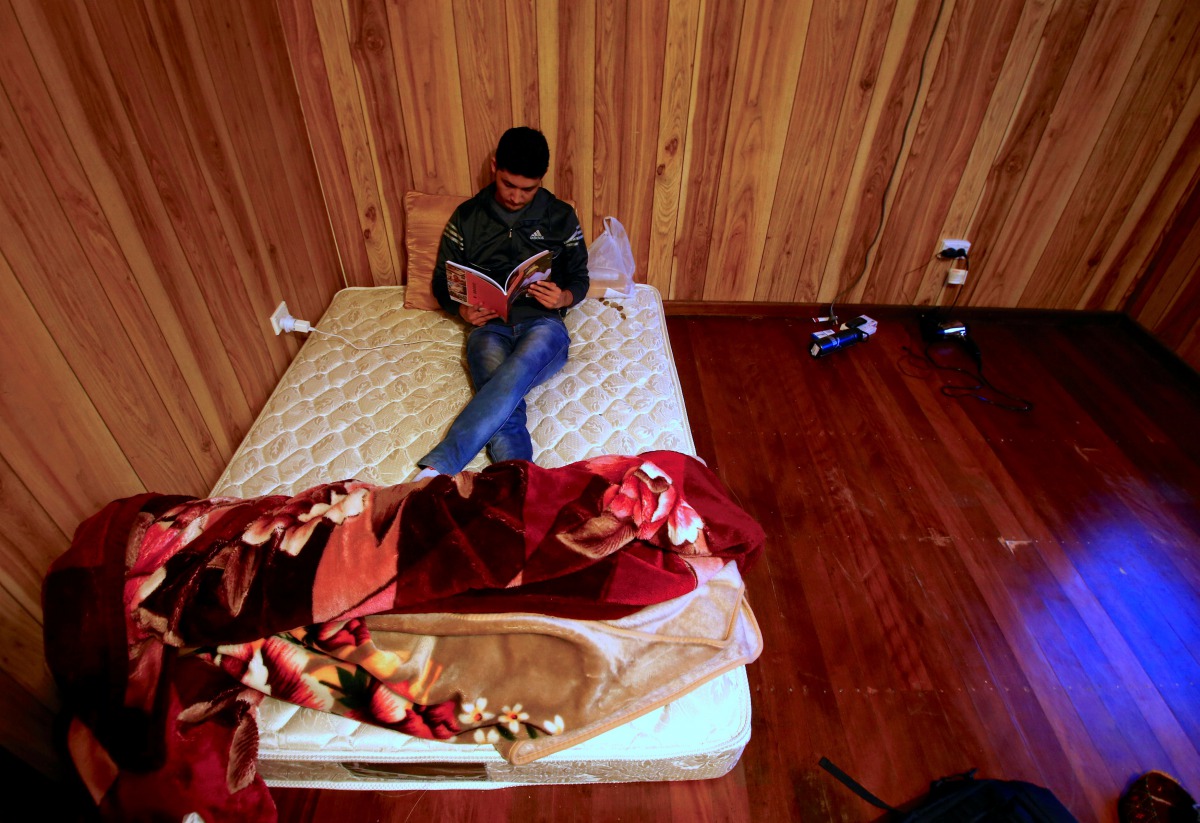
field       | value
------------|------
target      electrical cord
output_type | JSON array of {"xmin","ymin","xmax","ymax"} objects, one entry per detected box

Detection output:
[
  {"xmin": 899, "ymin": 337, "xmax": 1034, "ymax": 412},
  {"xmin": 827, "ymin": 0, "xmax": 947, "ymax": 325},
  {"xmin": 289, "ymin": 298, "xmax": 628, "ymax": 354},
  {"xmin": 906, "ymin": 250, "xmax": 1037, "ymax": 409},
  {"xmin": 305, "ymin": 325, "xmax": 593, "ymax": 358},
  {"xmin": 940, "ymin": 255, "xmax": 966, "ymax": 315},
  {"xmin": 812, "ymin": 254, "xmax": 939, "ymax": 325},
  {"xmin": 306, "ymin": 325, "xmax": 465, "ymax": 354},
  {"xmin": 919, "ymin": 250, "xmax": 967, "ymax": 329}
]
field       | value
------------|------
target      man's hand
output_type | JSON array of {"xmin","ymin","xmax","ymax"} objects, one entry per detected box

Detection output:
[
  {"xmin": 527, "ymin": 280, "xmax": 572, "ymax": 310},
  {"xmin": 459, "ymin": 304, "xmax": 498, "ymax": 326}
]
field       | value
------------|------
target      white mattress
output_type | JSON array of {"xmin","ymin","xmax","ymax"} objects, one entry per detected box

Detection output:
[
  {"xmin": 255, "ymin": 665, "xmax": 752, "ymax": 789},
  {"xmin": 210, "ymin": 285, "xmax": 753, "ymax": 789}
]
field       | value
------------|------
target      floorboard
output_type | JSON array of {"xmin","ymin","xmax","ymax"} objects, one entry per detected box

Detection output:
[{"xmin": 268, "ymin": 311, "xmax": 1200, "ymax": 822}]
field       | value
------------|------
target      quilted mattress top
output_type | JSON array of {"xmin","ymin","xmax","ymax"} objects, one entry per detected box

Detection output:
[
  {"xmin": 211, "ymin": 285, "xmax": 695, "ymax": 498},
  {"xmin": 207, "ymin": 285, "xmax": 741, "ymax": 769}
]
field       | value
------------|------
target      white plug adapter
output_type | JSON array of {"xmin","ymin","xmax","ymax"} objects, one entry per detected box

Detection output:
[
  {"xmin": 269, "ymin": 301, "xmax": 312, "ymax": 334},
  {"xmin": 270, "ymin": 301, "xmax": 291, "ymax": 335}
]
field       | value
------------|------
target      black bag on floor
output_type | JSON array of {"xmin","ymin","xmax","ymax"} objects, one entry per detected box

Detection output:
[{"xmin": 819, "ymin": 757, "xmax": 1079, "ymax": 822}]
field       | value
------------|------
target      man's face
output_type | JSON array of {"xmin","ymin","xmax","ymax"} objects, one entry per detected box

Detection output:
[{"xmin": 491, "ymin": 158, "xmax": 541, "ymax": 212}]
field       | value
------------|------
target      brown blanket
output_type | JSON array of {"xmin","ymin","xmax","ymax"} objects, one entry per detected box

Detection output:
[
  {"xmin": 44, "ymin": 452, "xmax": 763, "ymax": 821},
  {"xmin": 248, "ymin": 561, "xmax": 762, "ymax": 767},
  {"xmin": 376, "ymin": 561, "xmax": 762, "ymax": 765}
]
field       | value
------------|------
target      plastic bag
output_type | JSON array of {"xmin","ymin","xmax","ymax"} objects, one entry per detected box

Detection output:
[{"xmin": 586, "ymin": 216, "xmax": 636, "ymax": 299}]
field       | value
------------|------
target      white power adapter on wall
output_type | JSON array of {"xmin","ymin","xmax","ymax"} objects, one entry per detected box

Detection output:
[{"xmin": 269, "ymin": 301, "xmax": 311, "ymax": 334}]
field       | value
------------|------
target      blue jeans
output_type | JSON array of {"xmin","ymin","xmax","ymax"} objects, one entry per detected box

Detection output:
[{"xmin": 417, "ymin": 316, "xmax": 570, "ymax": 474}]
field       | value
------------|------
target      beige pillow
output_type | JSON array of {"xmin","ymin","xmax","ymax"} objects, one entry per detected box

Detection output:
[{"xmin": 402, "ymin": 191, "xmax": 470, "ymax": 310}]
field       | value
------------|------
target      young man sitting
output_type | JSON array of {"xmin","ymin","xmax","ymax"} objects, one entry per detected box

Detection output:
[{"xmin": 412, "ymin": 127, "xmax": 590, "ymax": 479}]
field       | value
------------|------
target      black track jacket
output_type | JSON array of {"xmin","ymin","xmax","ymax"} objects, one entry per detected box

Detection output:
[{"xmin": 431, "ymin": 184, "xmax": 590, "ymax": 324}]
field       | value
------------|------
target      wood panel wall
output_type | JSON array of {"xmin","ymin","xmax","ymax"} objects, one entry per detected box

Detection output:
[
  {"xmin": 0, "ymin": 0, "xmax": 343, "ymax": 775},
  {"xmin": 2, "ymin": 0, "xmax": 1199, "ymax": 779},
  {"xmin": 284, "ymin": 0, "xmax": 1200, "ymax": 363},
  {"xmin": 1126, "ymin": 161, "xmax": 1200, "ymax": 369},
  {"xmin": 288, "ymin": 0, "xmax": 1200, "ymax": 311}
]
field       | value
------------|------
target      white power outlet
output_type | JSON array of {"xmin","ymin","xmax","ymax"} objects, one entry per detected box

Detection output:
[
  {"xmin": 940, "ymin": 238, "xmax": 971, "ymax": 257},
  {"xmin": 270, "ymin": 301, "xmax": 291, "ymax": 335}
]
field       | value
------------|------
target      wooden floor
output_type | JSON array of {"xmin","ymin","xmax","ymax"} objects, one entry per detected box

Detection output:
[{"xmin": 268, "ymin": 310, "xmax": 1200, "ymax": 822}]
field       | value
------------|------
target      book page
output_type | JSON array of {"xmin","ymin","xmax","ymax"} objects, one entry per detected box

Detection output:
[
  {"xmin": 447, "ymin": 261, "xmax": 509, "ymax": 317},
  {"xmin": 445, "ymin": 263, "xmax": 469, "ymax": 304},
  {"xmin": 504, "ymin": 250, "xmax": 553, "ymax": 301}
]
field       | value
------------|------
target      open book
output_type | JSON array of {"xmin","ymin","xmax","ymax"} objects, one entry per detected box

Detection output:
[{"xmin": 445, "ymin": 249, "xmax": 553, "ymax": 321}]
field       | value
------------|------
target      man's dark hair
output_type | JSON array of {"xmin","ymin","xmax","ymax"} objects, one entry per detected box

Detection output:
[{"xmin": 495, "ymin": 127, "xmax": 550, "ymax": 179}]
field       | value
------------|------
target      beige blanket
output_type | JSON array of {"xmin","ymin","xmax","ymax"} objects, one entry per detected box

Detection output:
[{"xmin": 366, "ymin": 562, "xmax": 761, "ymax": 764}]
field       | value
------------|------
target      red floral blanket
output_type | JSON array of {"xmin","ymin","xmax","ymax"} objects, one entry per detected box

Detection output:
[{"xmin": 44, "ymin": 452, "xmax": 763, "ymax": 821}]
